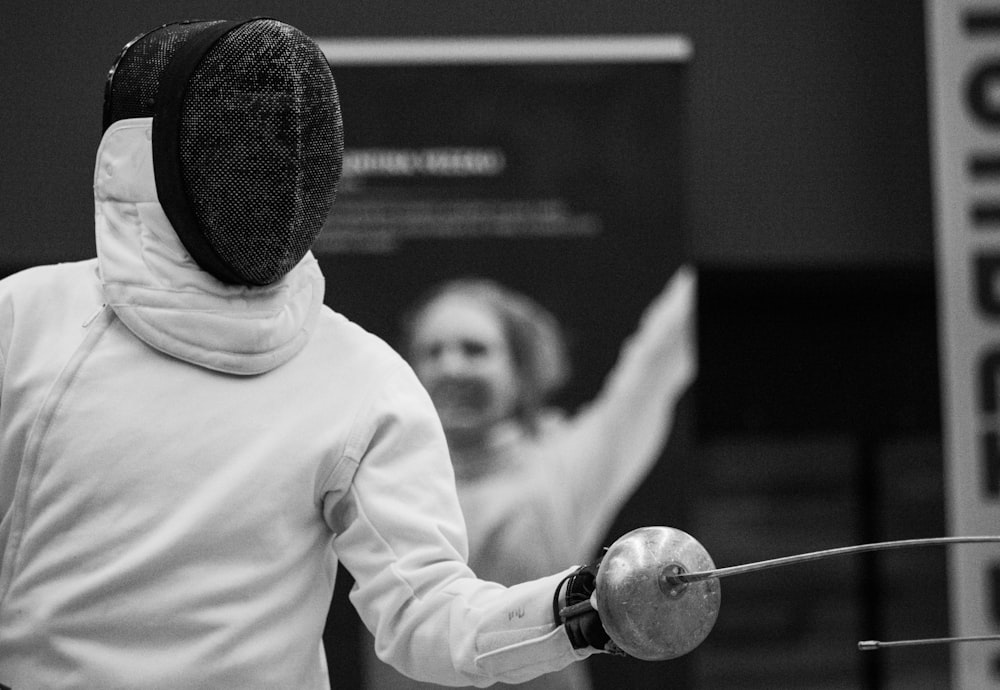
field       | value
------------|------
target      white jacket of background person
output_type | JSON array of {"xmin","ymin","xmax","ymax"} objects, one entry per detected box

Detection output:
[{"xmin": 0, "ymin": 118, "xmax": 593, "ymax": 688}]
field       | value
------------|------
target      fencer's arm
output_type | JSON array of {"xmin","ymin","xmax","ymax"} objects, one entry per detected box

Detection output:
[
  {"xmin": 558, "ymin": 265, "xmax": 698, "ymax": 549},
  {"xmin": 325, "ymin": 361, "xmax": 595, "ymax": 686},
  {"xmin": 582, "ymin": 264, "xmax": 697, "ymax": 453},
  {"xmin": 0, "ymin": 280, "xmax": 10, "ymax": 402}
]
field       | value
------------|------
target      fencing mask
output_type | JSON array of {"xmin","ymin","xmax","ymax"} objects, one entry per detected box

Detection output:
[{"xmin": 103, "ymin": 19, "xmax": 343, "ymax": 286}]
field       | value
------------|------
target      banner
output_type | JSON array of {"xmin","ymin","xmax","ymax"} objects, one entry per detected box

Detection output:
[
  {"xmin": 315, "ymin": 36, "xmax": 690, "ymax": 406},
  {"xmin": 926, "ymin": 3, "xmax": 1000, "ymax": 686}
]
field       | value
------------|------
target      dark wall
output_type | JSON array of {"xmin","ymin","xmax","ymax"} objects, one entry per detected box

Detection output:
[{"xmin": 1, "ymin": 1, "xmax": 931, "ymax": 271}]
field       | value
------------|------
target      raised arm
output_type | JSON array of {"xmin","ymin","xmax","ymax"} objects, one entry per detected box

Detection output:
[{"xmin": 551, "ymin": 265, "xmax": 698, "ymax": 555}]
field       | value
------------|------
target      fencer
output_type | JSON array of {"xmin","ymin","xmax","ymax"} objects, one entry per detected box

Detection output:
[
  {"xmin": 0, "ymin": 18, "xmax": 623, "ymax": 688},
  {"xmin": 362, "ymin": 270, "xmax": 696, "ymax": 690}
]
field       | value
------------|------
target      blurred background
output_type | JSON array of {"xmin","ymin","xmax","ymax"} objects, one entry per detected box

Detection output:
[{"xmin": 0, "ymin": 2, "xmax": 967, "ymax": 688}]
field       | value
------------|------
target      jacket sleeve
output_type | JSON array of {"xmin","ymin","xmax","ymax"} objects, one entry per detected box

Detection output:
[
  {"xmin": 550, "ymin": 265, "xmax": 698, "ymax": 556},
  {"xmin": 326, "ymin": 359, "xmax": 593, "ymax": 687},
  {"xmin": 0, "ymin": 275, "xmax": 12, "ymax": 399}
]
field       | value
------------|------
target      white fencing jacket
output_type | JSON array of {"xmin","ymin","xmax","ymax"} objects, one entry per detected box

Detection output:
[{"xmin": 0, "ymin": 118, "xmax": 591, "ymax": 688}]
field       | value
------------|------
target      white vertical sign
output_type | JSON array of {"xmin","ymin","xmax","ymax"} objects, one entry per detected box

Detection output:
[{"xmin": 927, "ymin": 2, "xmax": 1000, "ymax": 687}]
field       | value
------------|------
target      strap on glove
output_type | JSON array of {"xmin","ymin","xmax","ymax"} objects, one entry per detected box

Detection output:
[{"xmin": 554, "ymin": 561, "xmax": 624, "ymax": 654}]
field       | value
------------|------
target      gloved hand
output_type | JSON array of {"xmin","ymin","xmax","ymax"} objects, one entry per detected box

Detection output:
[{"xmin": 554, "ymin": 561, "xmax": 622, "ymax": 654}]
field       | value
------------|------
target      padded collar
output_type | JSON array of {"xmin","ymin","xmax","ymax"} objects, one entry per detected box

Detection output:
[{"xmin": 94, "ymin": 118, "xmax": 325, "ymax": 375}]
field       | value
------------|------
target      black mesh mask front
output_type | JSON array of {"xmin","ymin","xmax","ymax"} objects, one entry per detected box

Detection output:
[{"xmin": 104, "ymin": 19, "xmax": 344, "ymax": 286}]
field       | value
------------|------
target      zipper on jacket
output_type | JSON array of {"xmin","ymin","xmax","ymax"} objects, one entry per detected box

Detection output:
[{"xmin": 82, "ymin": 304, "xmax": 107, "ymax": 328}]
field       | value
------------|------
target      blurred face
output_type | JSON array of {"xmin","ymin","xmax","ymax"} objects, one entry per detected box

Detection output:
[{"xmin": 409, "ymin": 294, "xmax": 520, "ymax": 441}]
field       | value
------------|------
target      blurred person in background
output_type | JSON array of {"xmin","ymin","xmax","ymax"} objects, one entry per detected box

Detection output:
[{"xmin": 362, "ymin": 266, "xmax": 697, "ymax": 690}]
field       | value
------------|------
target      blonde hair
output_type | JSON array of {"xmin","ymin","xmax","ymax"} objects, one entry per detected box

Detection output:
[{"xmin": 402, "ymin": 278, "xmax": 570, "ymax": 433}]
